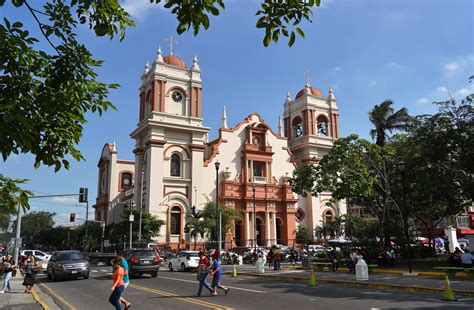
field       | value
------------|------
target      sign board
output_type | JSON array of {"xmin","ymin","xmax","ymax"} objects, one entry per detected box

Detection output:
[{"xmin": 129, "ymin": 214, "xmax": 134, "ymax": 222}]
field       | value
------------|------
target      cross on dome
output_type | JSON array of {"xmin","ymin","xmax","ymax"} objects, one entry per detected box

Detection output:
[
  {"xmin": 165, "ymin": 35, "xmax": 177, "ymax": 55},
  {"xmin": 304, "ymin": 69, "xmax": 312, "ymax": 86}
]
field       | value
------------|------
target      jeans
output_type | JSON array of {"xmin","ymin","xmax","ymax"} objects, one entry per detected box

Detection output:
[
  {"xmin": 109, "ymin": 285, "xmax": 124, "ymax": 310},
  {"xmin": 197, "ymin": 273, "xmax": 212, "ymax": 296},
  {"xmin": 2, "ymin": 272, "xmax": 12, "ymax": 291}
]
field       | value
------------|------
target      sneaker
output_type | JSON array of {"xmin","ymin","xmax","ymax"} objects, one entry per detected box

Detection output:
[{"xmin": 225, "ymin": 288, "xmax": 230, "ymax": 296}]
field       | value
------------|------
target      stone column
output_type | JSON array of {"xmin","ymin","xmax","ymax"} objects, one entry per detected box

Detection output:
[
  {"xmin": 265, "ymin": 211, "xmax": 271, "ymax": 247},
  {"xmin": 272, "ymin": 212, "xmax": 277, "ymax": 244},
  {"xmin": 245, "ymin": 211, "xmax": 250, "ymax": 247}
]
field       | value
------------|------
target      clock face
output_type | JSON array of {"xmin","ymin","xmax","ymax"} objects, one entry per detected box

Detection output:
[
  {"xmin": 296, "ymin": 124, "xmax": 303, "ymax": 137},
  {"xmin": 123, "ymin": 178, "xmax": 130, "ymax": 186},
  {"xmin": 171, "ymin": 91, "xmax": 183, "ymax": 103},
  {"xmin": 253, "ymin": 137, "xmax": 260, "ymax": 145}
]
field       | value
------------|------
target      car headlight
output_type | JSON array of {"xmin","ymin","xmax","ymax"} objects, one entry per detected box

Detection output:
[
  {"xmin": 82, "ymin": 263, "xmax": 89, "ymax": 270},
  {"xmin": 56, "ymin": 263, "xmax": 65, "ymax": 270}
]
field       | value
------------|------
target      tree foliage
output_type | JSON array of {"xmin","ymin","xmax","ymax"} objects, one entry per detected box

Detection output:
[
  {"xmin": 151, "ymin": 0, "xmax": 322, "ymax": 47},
  {"xmin": 368, "ymin": 99, "xmax": 411, "ymax": 147},
  {"xmin": 295, "ymin": 224, "xmax": 312, "ymax": 244},
  {"xmin": 0, "ymin": 174, "xmax": 32, "ymax": 214},
  {"xmin": 20, "ymin": 211, "xmax": 56, "ymax": 248},
  {"xmin": 0, "ymin": 0, "xmax": 133, "ymax": 170},
  {"xmin": 200, "ymin": 202, "xmax": 242, "ymax": 241}
]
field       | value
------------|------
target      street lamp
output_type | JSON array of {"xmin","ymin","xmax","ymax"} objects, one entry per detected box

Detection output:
[
  {"xmin": 215, "ymin": 160, "xmax": 221, "ymax": 253},
  {"xmin": 398, "ymin": 160, "xmax": 413, "ymax": 274},
  {"xmin": 252, "ymin": 184, "xmax": 256, "ymax": 251}
]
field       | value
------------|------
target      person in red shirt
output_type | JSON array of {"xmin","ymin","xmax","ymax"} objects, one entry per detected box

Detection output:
[
  {"xmin": 195, "ymin": 251, "xmax": 212, "ymax": 297},
  {"xmin": 109, "ymin": 259, "xmax": 125, "ymax": 310}
]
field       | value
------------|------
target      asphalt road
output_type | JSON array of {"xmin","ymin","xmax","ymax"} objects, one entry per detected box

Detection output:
[{"xmin": 36, "ymin": 266, "xmax": 474, "ymax": 310}]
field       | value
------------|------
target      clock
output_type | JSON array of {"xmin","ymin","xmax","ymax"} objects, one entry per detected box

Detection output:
[
  {"xmin": 171, "ymin": 91, "xmax": 183, "ymax": 103},
  {"xmin": 123, "ymin": 178, "xmax": 130, "ymax": 186},
  {"xmin": 253, "ymin": 137, "xmax": 260, "ymax": 145},
  {"xmin": 296, "ymin": 124, "xmax": 303, "ymax": 137}
]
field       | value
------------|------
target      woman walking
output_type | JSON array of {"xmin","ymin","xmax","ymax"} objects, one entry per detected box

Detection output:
[
  {"xmin": 21, "ymin": 255, "xmax": 40, "ymax": 293},
  {"xmin": 210, "ymin": 252, "xmax": 229, "ymax": 296},
  {"xmin": 195, "ymin": 251, "xmax": 212, "ymax": 297},
  {"xmin": 1, "ymin": 253, "xmax": 16, "ymax": 293},
  {"xmin": 109, "ymin": 259, "xmax": 125, "ymax": 310}
]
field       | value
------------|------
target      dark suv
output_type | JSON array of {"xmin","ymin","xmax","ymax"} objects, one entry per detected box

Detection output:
[
  {"xmin": 47, "ymin": 250, "xmax": 89, "ymax": 282},
  {"xmin": 124, "ymin": 249, "xmax": 161, "ymax": 278}
]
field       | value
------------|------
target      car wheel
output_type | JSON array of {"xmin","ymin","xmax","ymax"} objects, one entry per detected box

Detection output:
[
  {"xmin": 84, "ymin": 273, "xmax": 89, "ymax": 279},
  {"xmin": 46, "ymin": 271, "xmax": 52, "ymax": 280},
  {"xmin": 52, "ymin": 271, "xmax": 59, "ymax": 282},
  {"xmin": 168, "ymin": 263, "xmax": 173, "ymax": 271},
  {"xmin": 180, "ymin": 263, "xmax": 186, "ymax": 272},
  {"xmin": 151, "ymin": 271, "xmax": 158, "ymax": 278}
]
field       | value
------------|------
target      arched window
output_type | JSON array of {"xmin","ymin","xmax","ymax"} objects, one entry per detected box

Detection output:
[
  {"xmin": 317, "ymin": 115, "xmax": 329, "ymax": 136},
  {"xmin": 170, "ymin": 153, "xmax": 181, "ymax": 177},
  {"xmin": 324, "ymin": 209, "xmax": 334, "ymax": 223},
  {"xmin": 170, "ymin": 206, "xmax": 181, "ymax": 235},
  {"xmin": 292, "ymin": 116, "xmax": 303, "ymax": 138}
]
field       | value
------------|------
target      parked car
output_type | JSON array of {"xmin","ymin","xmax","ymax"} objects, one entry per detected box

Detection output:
[
  {"xmin": 36, "ymin": 257, "xmax": 48, "ymax": 273},
  {"xmin": 47, "ymin": 250, "xmax": 89, "ymax": 282},
  {"xmin": 21, "ymin": 250, "xmax": 51, "ymax": 262},
  {"xmin": 307, "ymin": 245, "xmax": 328, "ymax": 254},
  {"xmin": 168, "ymin": 251, "xmax": 200, "ymax": 272},
  {"xmin": 124, "ymin": 248, "xmax": 161, "ymax": 278}
]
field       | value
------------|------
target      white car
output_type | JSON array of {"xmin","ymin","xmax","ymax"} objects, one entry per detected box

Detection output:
[
  {"xmin": 307, "ymin": 245, "xmax": 328, "ymax": 254},
  {"xmin": 168, "ymin": 251, "xmax": 200, "ymax": 272},
  {"xmin": 21, "ymin": 250, "xmax": 51, "ymax": 262}
]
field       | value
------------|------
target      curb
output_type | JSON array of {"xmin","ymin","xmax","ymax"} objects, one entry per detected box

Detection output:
[
  {"xmin": 32, "ymin": 289, "xmax": 50, "ymax": 310},
  {"xmin": 282, "ymin": 266, "xmax": 467, "ymax": 278},
  {"xmin": 229, "ymin": 272, "xmax": 474, "ymax": 297}
]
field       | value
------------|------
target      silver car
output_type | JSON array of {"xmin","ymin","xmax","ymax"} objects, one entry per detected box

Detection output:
[{"xmin": 47, "ymin": 251, "xmax": 89, "ymax": 282}]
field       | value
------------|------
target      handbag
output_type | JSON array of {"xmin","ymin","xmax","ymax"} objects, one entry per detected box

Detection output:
[{"xmin": 196, "ymin": 271, "xmax": 206, "ymax": 281}]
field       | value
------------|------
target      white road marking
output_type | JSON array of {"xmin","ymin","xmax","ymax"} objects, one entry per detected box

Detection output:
[
  {"xmin": 157, "ymin": 275, "xmax": 267, "ymax": 293},
  {"xmin": 101, "ymin": 269, "xmax": 109, "ymax": 272}
]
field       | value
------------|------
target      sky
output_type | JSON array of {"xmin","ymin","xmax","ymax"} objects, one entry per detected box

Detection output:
[{"xmin": 1, "ymin": 0, "xmax": 473, "ymax": 227}]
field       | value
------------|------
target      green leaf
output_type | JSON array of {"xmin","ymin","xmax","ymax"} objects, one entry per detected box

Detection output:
[
  {"xmin": 288, "ymin": 31, "xmax": 296, "ymax": 46},
  {"xmin": 12, "ymin": 0, "xmax": 24, "ymax": 7},
  {"xmin": 296, "ymin": 27, "xmax": 305, "ymax": 38},
  {"xmin": 263, "ymin": 33, "xmax": 271, "ymax": 47}
]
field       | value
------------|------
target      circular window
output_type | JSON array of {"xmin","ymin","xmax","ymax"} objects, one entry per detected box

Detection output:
[
  {"xmin": 295, "ymin": 208, "xmax": 305, "ymax": 222},
  {"xmin": 171, "ymin": 91, "xmax": 183, "ymax": 103}
]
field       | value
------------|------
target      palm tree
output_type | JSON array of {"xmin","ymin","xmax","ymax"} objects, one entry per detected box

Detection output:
[{"xmin": 369, "ymin": 100, "xmax": 411, "ymax": 147}]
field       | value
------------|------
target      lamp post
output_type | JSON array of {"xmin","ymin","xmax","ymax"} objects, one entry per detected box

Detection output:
[
  {"xmin": 100, "ymin": 221, "xmax": 106, "ymax": 253},
  {"xmin": 398, "ymin": 160, "xmax": 413, "ymax": 274},
  {"xmin": 252, "ymin": 184, "xmax": 256, "ymax": 251},
  {"xmin": 215, "ymin": 160, "xmax": 220, "ymax": 253}
]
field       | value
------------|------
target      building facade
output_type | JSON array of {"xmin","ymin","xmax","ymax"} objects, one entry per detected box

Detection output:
[{"xmin": 93, "ymin": 47, "xmax": 346, "ymax": 249}]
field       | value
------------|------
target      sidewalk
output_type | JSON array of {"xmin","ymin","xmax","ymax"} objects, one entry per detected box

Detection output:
[
  {"xmin": 222, "ymin": 264, "xmax": 474, "ymax": 297},
  {"xmin": 0, "ymin": 276, "xmax": 60, "ymax": 310}
]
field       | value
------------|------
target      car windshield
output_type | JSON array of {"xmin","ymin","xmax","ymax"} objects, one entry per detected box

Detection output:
[
  {"xmin": 57, "ymin": 253, "xmax": 86, "ymax": 261},
  {"xmin": 133, "ymin": 250, "xmax": 156, "ymax": 258},
  {"xmin": 186, "ymin": 253, "xmax": 199, "ymax": 257}
]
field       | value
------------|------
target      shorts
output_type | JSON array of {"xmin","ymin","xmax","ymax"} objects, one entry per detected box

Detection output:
[
  {"xmin": 211, "ymin": 277, "xmax": 221, "ymax": 288},
  {"xmin": 123, "ymin": 282, "xmax": 129, "ymax": 290}
]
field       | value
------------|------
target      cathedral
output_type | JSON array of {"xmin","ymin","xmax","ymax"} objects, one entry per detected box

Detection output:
[{"xmin": 93, "ymin": 46, "xmax": 346, "ymax": 249}]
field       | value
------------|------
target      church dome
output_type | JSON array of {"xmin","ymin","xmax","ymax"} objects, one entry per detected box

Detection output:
[
  {"xmin": 295, "ymin": 86, "xmax": 324, "ymax": 99},
  {"xmin": 163, "ymin": 54, "xmax": 187, "ymax": 68}
]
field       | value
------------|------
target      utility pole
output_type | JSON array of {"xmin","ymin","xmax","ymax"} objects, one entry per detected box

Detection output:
[
  {"xmin": 138, "ymin": 174, "xmax": 143, "ymax": 244},
  {"xmin": 13, "ymin": 202, "xmax": 22, "ymax": 266},
  {"xmin": 129, "ymin": 200, "xmax": 134, "ymax": 249}
]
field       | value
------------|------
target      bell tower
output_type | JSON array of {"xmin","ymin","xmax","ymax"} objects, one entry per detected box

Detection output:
[{"xmin": 130, "ymin": 43, "xmax": 210, "ymax": 245}]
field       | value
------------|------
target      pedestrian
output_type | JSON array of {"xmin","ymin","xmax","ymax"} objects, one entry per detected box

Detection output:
[
  {"xmin": 195, "ymin": 251, "xmax": 212, "ymax": 297},
  {"xmin": 346, "ymin": 248, "xmax": 357, "ymax": 273},
  {"xmin": 252, "ymin": 250, "xmax": 258, "ymax": 265},
  {"xmin": 330, "ymin": 247, "xmax": 339, "ymax": 272},
  {"xmin": 109, "ymin": 259, "xmax": 125, "ymax": 310},
  {"xmin": 386, "ymin": 247, "xmax": 396, "ymax": 267},
  {"xmin": 210, "ymin": 252, "xmax": 229, "ymax": 296},
  {"xmin": 267, "ymin": 248, "xmax": 274, "ymax": 268},
  {"xmin": 21, "ymin": 255, "xmax": 40, "ymax": 293},
  {"xmin": 1, "ymin": 253, "xmax": 16, "ymax": 294},
  {"xmin": 274, "ymin": 247, "xmax": 281, "ymax": 270},
  {"xmin": 116, "ymin": 250, "xmax": 131, "ymax": 309}
]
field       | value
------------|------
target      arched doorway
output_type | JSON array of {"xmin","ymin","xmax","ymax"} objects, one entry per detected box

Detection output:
[
  {"xmin": 256, "ymin": 218, "xmax": 264, "ymax": 246},
  {"xmin": 234, "ymin": 221, "xmax": 242, "ymax": 247},
  {"xmin": 276, "ymin": 218, "xmax": 283, "ymax": 244}
]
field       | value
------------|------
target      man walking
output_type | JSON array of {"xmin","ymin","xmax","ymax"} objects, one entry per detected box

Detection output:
[{"xmin": 116, "ymin": 250, "xmax": 131, "ymax": 309}]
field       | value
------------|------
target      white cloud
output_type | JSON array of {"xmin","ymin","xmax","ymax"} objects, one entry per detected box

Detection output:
[
  {"xmin": 416, "ymin": 98, "xmax": 430, "ymax": 104},
  {"xmin": 386, "ymin": 62, "xmax": 402, "ymax": 69},
  {"xmin": 455, "ymin": 87, "xmax": 472, "ymax": 97},
  {"xmin": 369, "ymin": 80, "xmax": 377, "ymax": 87},
  {"xmin": 332, "ymin": 66, "xmax": 341, "ymax": 71},
  {"xmin": 442, "ymin": 54, "xmax": 474, "ymax": 78},
  {"xmin": 437, "ymin": 86, "xmax": 449, "ymax": 93},
  {"xmin": 121, "ymin": 0, "xmax": 162, "ymax": 19},
  {"xmin": 50, "ymin": 196, "xmax": 78, "ymax": 204}
]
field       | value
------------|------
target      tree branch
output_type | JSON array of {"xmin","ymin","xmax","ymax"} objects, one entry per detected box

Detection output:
[{"xmin": 24, "ymin": 1, "xmax": 60, "ymax": 55}]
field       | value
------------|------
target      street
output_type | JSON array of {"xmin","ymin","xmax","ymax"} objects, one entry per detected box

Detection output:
[{"xmin": 34, "ymin": 266, "xmax": 474, "ymax": 310}]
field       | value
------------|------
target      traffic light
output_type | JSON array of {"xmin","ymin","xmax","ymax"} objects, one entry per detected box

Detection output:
[
  {"xmin": 70, "ymin": 213, "xmax": 76, "ymax": 222},
  {"xmin": 191, "ymin": 206, "xmax": 196, "ymax": 216},
  {"xmin": 79, "ymin": 187, "xmax": 88, "ymax": 203}
]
